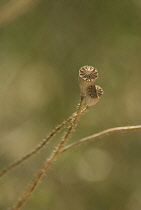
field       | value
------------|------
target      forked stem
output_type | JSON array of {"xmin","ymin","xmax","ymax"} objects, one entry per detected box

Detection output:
[
  {"xmin": 0, "ymin": 106, "xmax": 88, "ymax": 178},
  {"xmin": 11, "ymin": 96, "xmax": 86, "ymax": 210}
]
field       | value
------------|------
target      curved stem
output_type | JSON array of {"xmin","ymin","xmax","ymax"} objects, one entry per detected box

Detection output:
[{"xmin": 61, "ymin": 125, "xmax": 141, "ymax": 153}]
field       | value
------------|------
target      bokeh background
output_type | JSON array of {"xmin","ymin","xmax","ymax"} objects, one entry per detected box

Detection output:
[{"xmin": 0, "ymin": 0, "xmax": 141, "ymax": 209}]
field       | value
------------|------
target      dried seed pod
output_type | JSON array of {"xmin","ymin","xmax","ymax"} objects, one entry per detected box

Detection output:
[
  {"xmin": 86, "ymin": 85, "xmax": 104, "ymax": 107},
  {"xmin": 78, "ymin": 65, "xmax": 98, "ymax": 96}
]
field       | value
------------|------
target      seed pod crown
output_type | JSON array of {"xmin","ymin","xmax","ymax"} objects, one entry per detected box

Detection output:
[
  {"xmin": 79, "ymin": 65, "xmax": 98, "ymax": 82},
  {"xmin": 87, "ymin": 85, "xmax": 104, "ymax": 98},
  {"xmin": 86, "ymin": 85, "xmax": 104, "ymax": 107},
  {"xmin": 78, "ymin": 65, "xmax": 98, "ymax": 96}
]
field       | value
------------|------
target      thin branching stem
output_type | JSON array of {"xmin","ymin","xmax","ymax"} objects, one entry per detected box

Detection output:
[
  {"xmin": 61, "ymin": 125, "xmax": 141, "ymax": 153},
  {"xmin": 11, "ymin": 96, "xmax": 86, "ymax": 210},
  {"xmin": 0, "ymin": 106, "xmax": 88, "ymax": 178}
]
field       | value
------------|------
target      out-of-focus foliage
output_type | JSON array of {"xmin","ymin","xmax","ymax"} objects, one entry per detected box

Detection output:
[{"xmin": 0, "ymin": 0, "xmax": 141, "ymax": 209}]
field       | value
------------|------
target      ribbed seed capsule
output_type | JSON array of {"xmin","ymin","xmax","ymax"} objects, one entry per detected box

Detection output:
[
  {"xmin": 78, "ymin": 65, "xmax": 98, "ymax": 96},
  {"xmin": 86, "ymin": 85, "xmax": 104, "ymax": 107}
]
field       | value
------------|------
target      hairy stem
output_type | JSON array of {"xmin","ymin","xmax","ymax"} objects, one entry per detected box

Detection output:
[
  {"xmin": 0, "ymin": 106, "xmax": 88, "ymax": 178},
  {"xmin": 12, "ymin": 96, "xmax": 86, "ymax": 210}
]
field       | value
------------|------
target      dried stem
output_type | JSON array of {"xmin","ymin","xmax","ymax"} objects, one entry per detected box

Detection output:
[
  {"xmin": 0, "ymin": 106, "xmax": 88, "ymax": 178},
  {"xmin": 61, "ymin": 125, "xmax": 141, "ymax": 153},
  {"xmin": 11, "ymin": 96, "xmax": 86, "ymax": 210}
]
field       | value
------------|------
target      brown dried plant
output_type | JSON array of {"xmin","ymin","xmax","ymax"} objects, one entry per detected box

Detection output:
[
  {"xmin": 1, "ymin": 65, "xmax": 141, "ymax": 210},
  {"xmin": 11, "ymin": 65, "xmax": 100, "ymax": 209}
]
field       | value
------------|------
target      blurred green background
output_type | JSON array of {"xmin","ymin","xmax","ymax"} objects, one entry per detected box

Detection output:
[{"xmin": 0, "ymin": 0, "xmax": 141, "ymax": 209}]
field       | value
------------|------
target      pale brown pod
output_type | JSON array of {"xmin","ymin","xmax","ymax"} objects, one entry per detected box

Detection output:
[
  {"xmin": 78, "ymin": 65, "xmax": 98, "ymax": 96},
  {"xmin": 86, "ymin": 85, "xmax": 104, "ymax": 107}
]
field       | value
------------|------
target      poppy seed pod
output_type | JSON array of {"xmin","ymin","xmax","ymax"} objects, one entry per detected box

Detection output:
[
  {"xmin": 86, "ymin": 85, "xmax": 104, "ymax": 107},
  {"xmin": 78, "ymin": 65, "xmax": 98, "ymax": 96}
]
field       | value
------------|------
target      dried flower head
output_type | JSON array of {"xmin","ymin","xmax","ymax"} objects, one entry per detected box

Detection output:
[
  {"xmin": 78, "ymin": 65, "xmax": 98, "ymax": 96},
  {"xmin": 79, "ymin": 66, "xmax": 98, "ymax": 81},
  {"xmin": 86, "ymin": 85, "xmax": 104, "ymax": 107}
]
